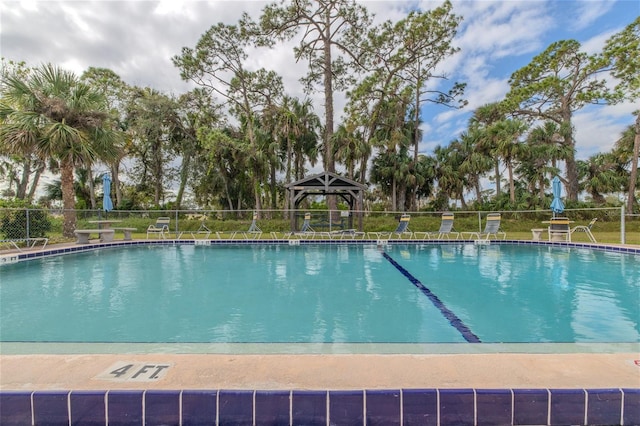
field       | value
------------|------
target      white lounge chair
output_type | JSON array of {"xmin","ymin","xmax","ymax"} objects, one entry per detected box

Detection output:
[
  {"xmin": 571, "ymin": 218, "xmax": 597, "ymax": 242},
  {"xmin": 217, "ymin": 212, "xmax": 263, "ymax": 240},
  {"xmin": 146, "ymin": 217, "xmax": 170, "ymax": 239},
  {"xmin": 284, "ymin": 213, "xmax": 318, "ymax": 239}
]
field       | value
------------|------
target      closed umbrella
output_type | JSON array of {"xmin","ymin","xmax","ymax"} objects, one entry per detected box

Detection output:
[
  {"xmin": 550, "ymin": 176, "xmax": 564, "ymax": 217},
  {"xmin": 103, "ymin": 174, "xmax": 113, "ymax": 213}
]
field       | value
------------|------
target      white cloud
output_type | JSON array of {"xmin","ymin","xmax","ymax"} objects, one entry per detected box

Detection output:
[
  {"xmin": 571, "ymin": 0, "xmax": 617, "ymax": 31},
  {"xmin": 455, "ymin": 1, "xmax": 552, "ymax": 58},
  {"xmin": 0, "ymin": 0, "xmax": 634, "ymax": 164}
]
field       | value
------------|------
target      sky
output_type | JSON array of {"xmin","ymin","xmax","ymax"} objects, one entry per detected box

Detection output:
[{"xmin": 1, "ymin": 0, "xmax": 638, "ymax": 170}]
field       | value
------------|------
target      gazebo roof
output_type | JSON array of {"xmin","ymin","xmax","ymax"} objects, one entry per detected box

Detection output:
[{"xmin": 285, "ymin": 171, "xmax": 366, "ymax": 193}]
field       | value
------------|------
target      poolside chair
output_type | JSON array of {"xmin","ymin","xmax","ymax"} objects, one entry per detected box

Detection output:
[
  {"xmin": 146, "ymin": 217, "xmax": 170, "ymax": 239},
  {"xmin": 281, "ymin": 212, "xmax": 318, "ymax": 239},
  {"xmin": 461, "ymin": 213, "xmax": 506, "ymax": 240},
  {"xmin": 242, "ymin": 212, "xmax": 263, "ymax": 240},
  {"xmin": 217, "ymin": 212, "xmax": 263, "ymax": 240},
  {"xmin": 570, "ymin": 218, "xmax": 597, "ymax": 242},
  {"xmin": 413, "ymin": 213, "xmax": 460, "ymax": 240},
  {"xmin": 329, "ymin": 228, "xmax": 366, "ymax": 240},
  {"xmin": 368, "ymin": 214, "xmax": 412, "ymax": 240},
  {"xmin": 547, "ymin": 216, "xmax": 571, "ymax": 242}
]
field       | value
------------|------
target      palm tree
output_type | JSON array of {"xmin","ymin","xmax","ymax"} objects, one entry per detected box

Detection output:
[
  {"xmin": 613, "ymin": 122, "xmax": 640, "ymax": 213},
  {"xmin": 488, "ymin": 118, "xmax": 528, "ymax": 204},
  {"xmin": 0, "ymin": 64, "xmax": 121, "ymax": 237},
  {"xmin": 458, "ymin": 129, "xmax": 493, "ymax": 203},
  {"xmin": 333, "ymin": 123, "xmax": 368, "ymax": 181},
  {"xmin": 578, "ymin": 153, "xmax": 627, "ymax": 204},
  {"xmin": 469, "ymin": 102, "xmax": 505, "ymax": 198},
  {"xmin": 434, "ymin": 143, "xmax": 466, "ymax": 209},
  {"xmin": 290, "ymin": 98, "xmax": 320, "ymax": 181}
]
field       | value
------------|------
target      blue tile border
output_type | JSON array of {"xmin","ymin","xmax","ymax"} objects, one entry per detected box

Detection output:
[
  {"xmin": 2, "ymin": 388, "xmax": 637, "ymax": 425},
  {"xmin": 586, "ymin": 388, "xmax": 622, "ymax": 425},
  {"xmin": 70, "ymin": 391, "xmax": 106, "ymax": 425},
  {"xmin": 0, "ymin": 391, "xmax": 33, "ymax": 425},
  {"xmin": 292, "ymin": 390, "xmax": 326, "ymax": 426},
  {"xmin": 513, "ymin": 388, "xmax": 549, "ymax": 425},
  {"xmin": 402, "ymin": 388, "xmax": 438, "ymax": 426},
  {"xmin": 33, "ymin": 390, "xmax": 69, "ymax": 425},
  {"xmin": 476, "ymin": 389, "xmax": 513, "ymax": 425}
]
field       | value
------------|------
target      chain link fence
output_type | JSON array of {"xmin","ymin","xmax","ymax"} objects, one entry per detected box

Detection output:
[{"xmin": 1, "ymin": 206, "xmax": 637, "ymax": 248}]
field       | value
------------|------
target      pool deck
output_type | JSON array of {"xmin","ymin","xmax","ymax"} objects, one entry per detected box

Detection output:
[
  {"xmin": 1, "ymin": 352, "xmax": 639, "ymax": 390},
  {"xmin": 1, "ymin": 240, "xmax": 639, "ymax": 392}
]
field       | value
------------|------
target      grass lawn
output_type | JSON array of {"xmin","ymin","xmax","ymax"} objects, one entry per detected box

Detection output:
[{"xmin": 38, "ymin": 216, "xmax": 638, "ymax": 246}]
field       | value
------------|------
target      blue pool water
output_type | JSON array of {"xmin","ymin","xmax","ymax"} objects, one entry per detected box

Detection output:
[{"xmin": 0, "ymin": 244, "xmax": 638, "ymax": 344}]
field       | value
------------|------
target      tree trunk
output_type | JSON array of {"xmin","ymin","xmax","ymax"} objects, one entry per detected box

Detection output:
[
  {"xmin": 392, "ymin": 177, "xmax": 397, "ymax": 211},
  {"xmin": 111, "ymin": 163, "xmax": 122, "ymax": 208},
  {"xmin": 253, "ymin": 177, "xmax": 262, "ymax": 215},
  {"xmin": 323, "ymin": 14, "xmax": 334, "ymax": 174},
  {"xmin": 459, "ymin": 190, "xmax": 467, "ymax": 209},
  {"xmin": 60, "ymin": 158, "xmax": 77, "ymax": 238},
  {"xmin": 16, "ymin": 159, "xmax": 30, "ymax": 199},
  {"xmin": 323, "ymin": 15, "xmax": 338, "ymax": 219},
  {"xmin": 27, "ymin": 162, "xmax": 45, "ymax": 203},
  {"xmin": 508, "ymin": 162, "xmax": 515, "ymax": 203},
  {"xmin": 176, "ymin": 151, "xmax": 192, "ymax": 210},
  {"xmin": 398, "ymin": 182, "xmax": 407, "ymax": 212},
  {"xmin": 627, "ymin": 114, "xmax": 640, "ymax": 214},
  {"xmin": 561, "ymin": 111, "xmax": 579, "ymax": 201},
  {"xmin": 359, "ymin": 151, "xmax": 369, "ymax": 185},
  {"xmin": 88, "ymin": 168, "xmax": 96, "ymax": 209},
  {"xmin": 494, "ymin": 160, "xmax": 501, "ymax": 197},
  {"xmin": 538, "ymin": 176, "xmax": 545, "ymax": 203},
  {"xmin": 286, "ymin": 137, "xmax": 292, "ymax": 183},
  {"xmin": 270, "ymin": 162, "xmax": 277, "ymax": 210}
]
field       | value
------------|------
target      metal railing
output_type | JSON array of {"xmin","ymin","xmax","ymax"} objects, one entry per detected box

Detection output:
[{"xmin": 1, "ymin": 206, "xmax": 637, "ymax": 246}]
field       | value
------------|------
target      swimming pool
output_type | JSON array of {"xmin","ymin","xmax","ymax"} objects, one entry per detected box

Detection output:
[{"xmin": 1, "ymin": 243, "xmax": 638, "ymax": 348}]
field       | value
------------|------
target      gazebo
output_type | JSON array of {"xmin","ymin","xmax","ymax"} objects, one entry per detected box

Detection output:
[{"xmin": 285, "ymin": 172, "xmax": 367, "ymax": 231}]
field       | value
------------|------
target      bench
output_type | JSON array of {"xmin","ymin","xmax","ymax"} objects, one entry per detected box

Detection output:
[
  {"xmin": 74, "ymin": 229, "xmax": 115, "ymax": 244},
  {"xmin": 112, "ymin": 227, "xmax": 137, "ymax": 241}
]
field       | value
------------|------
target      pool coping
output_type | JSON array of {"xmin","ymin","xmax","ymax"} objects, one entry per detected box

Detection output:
[{"xmin": 1, "ymin": 237, "xmax": 639, "ymax": 266}]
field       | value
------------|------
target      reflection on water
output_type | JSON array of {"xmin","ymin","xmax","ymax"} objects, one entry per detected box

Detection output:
[
  {"xmin": 398, "ymin": 244, "xmax": 639, "ymax": 343},
  {"xmin": 1, "ymin": 244, "xmax": 638, "ymax": 345}
]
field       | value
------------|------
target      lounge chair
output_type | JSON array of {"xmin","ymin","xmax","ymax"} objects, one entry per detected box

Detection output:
[
  {"xmin": 547, "ymin": 216, "xmax": 571, "ymax": 242},
  {"xmin": 217, "ymin": 212, "xmax": 263, "ymax": 240},
  {"xmin": 461, "ymin": 213, "xmax": 506, "ymax": 240},
  {"xmin": 368, "ymin": 214, "xmax": 412, "ymax": 240},
  {"xmin": 413, "ymin": 213, "xmax": 459, "ymax": 240},
  {"xmin": 0, "ymin": 237, "xmax": 48, "ymax": 252},
  {"xmin": 271, "ymin": 212, "xmax": 315, "ymax": 240},
  {"xmin": 146, "ymin": 217, "xmax": 170, "ymax": 239},
  {"xmin": 570, "ymin": 218, "xmax": 597, "ymax": 242},
  {"xmin": 329, "ymin": 228, "xmax": 366, "ymax": 240},
  {"xmin": 286, "ymin": 212, "xmax": 319, "ymax": 239}
]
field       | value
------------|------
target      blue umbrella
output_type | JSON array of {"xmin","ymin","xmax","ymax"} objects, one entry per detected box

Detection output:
[
  {"xmin": 550, "ymin": 176, "xmax": 564, "ymax": 217},
  {"xmin": 102, "ymin": 174, "xmax": 113, "ymax": 212}
]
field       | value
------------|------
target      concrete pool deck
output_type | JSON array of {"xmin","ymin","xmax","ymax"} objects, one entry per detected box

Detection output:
[{"xmin": 1, "ymin": 352, "xmax": 639, "ymax": 391}]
